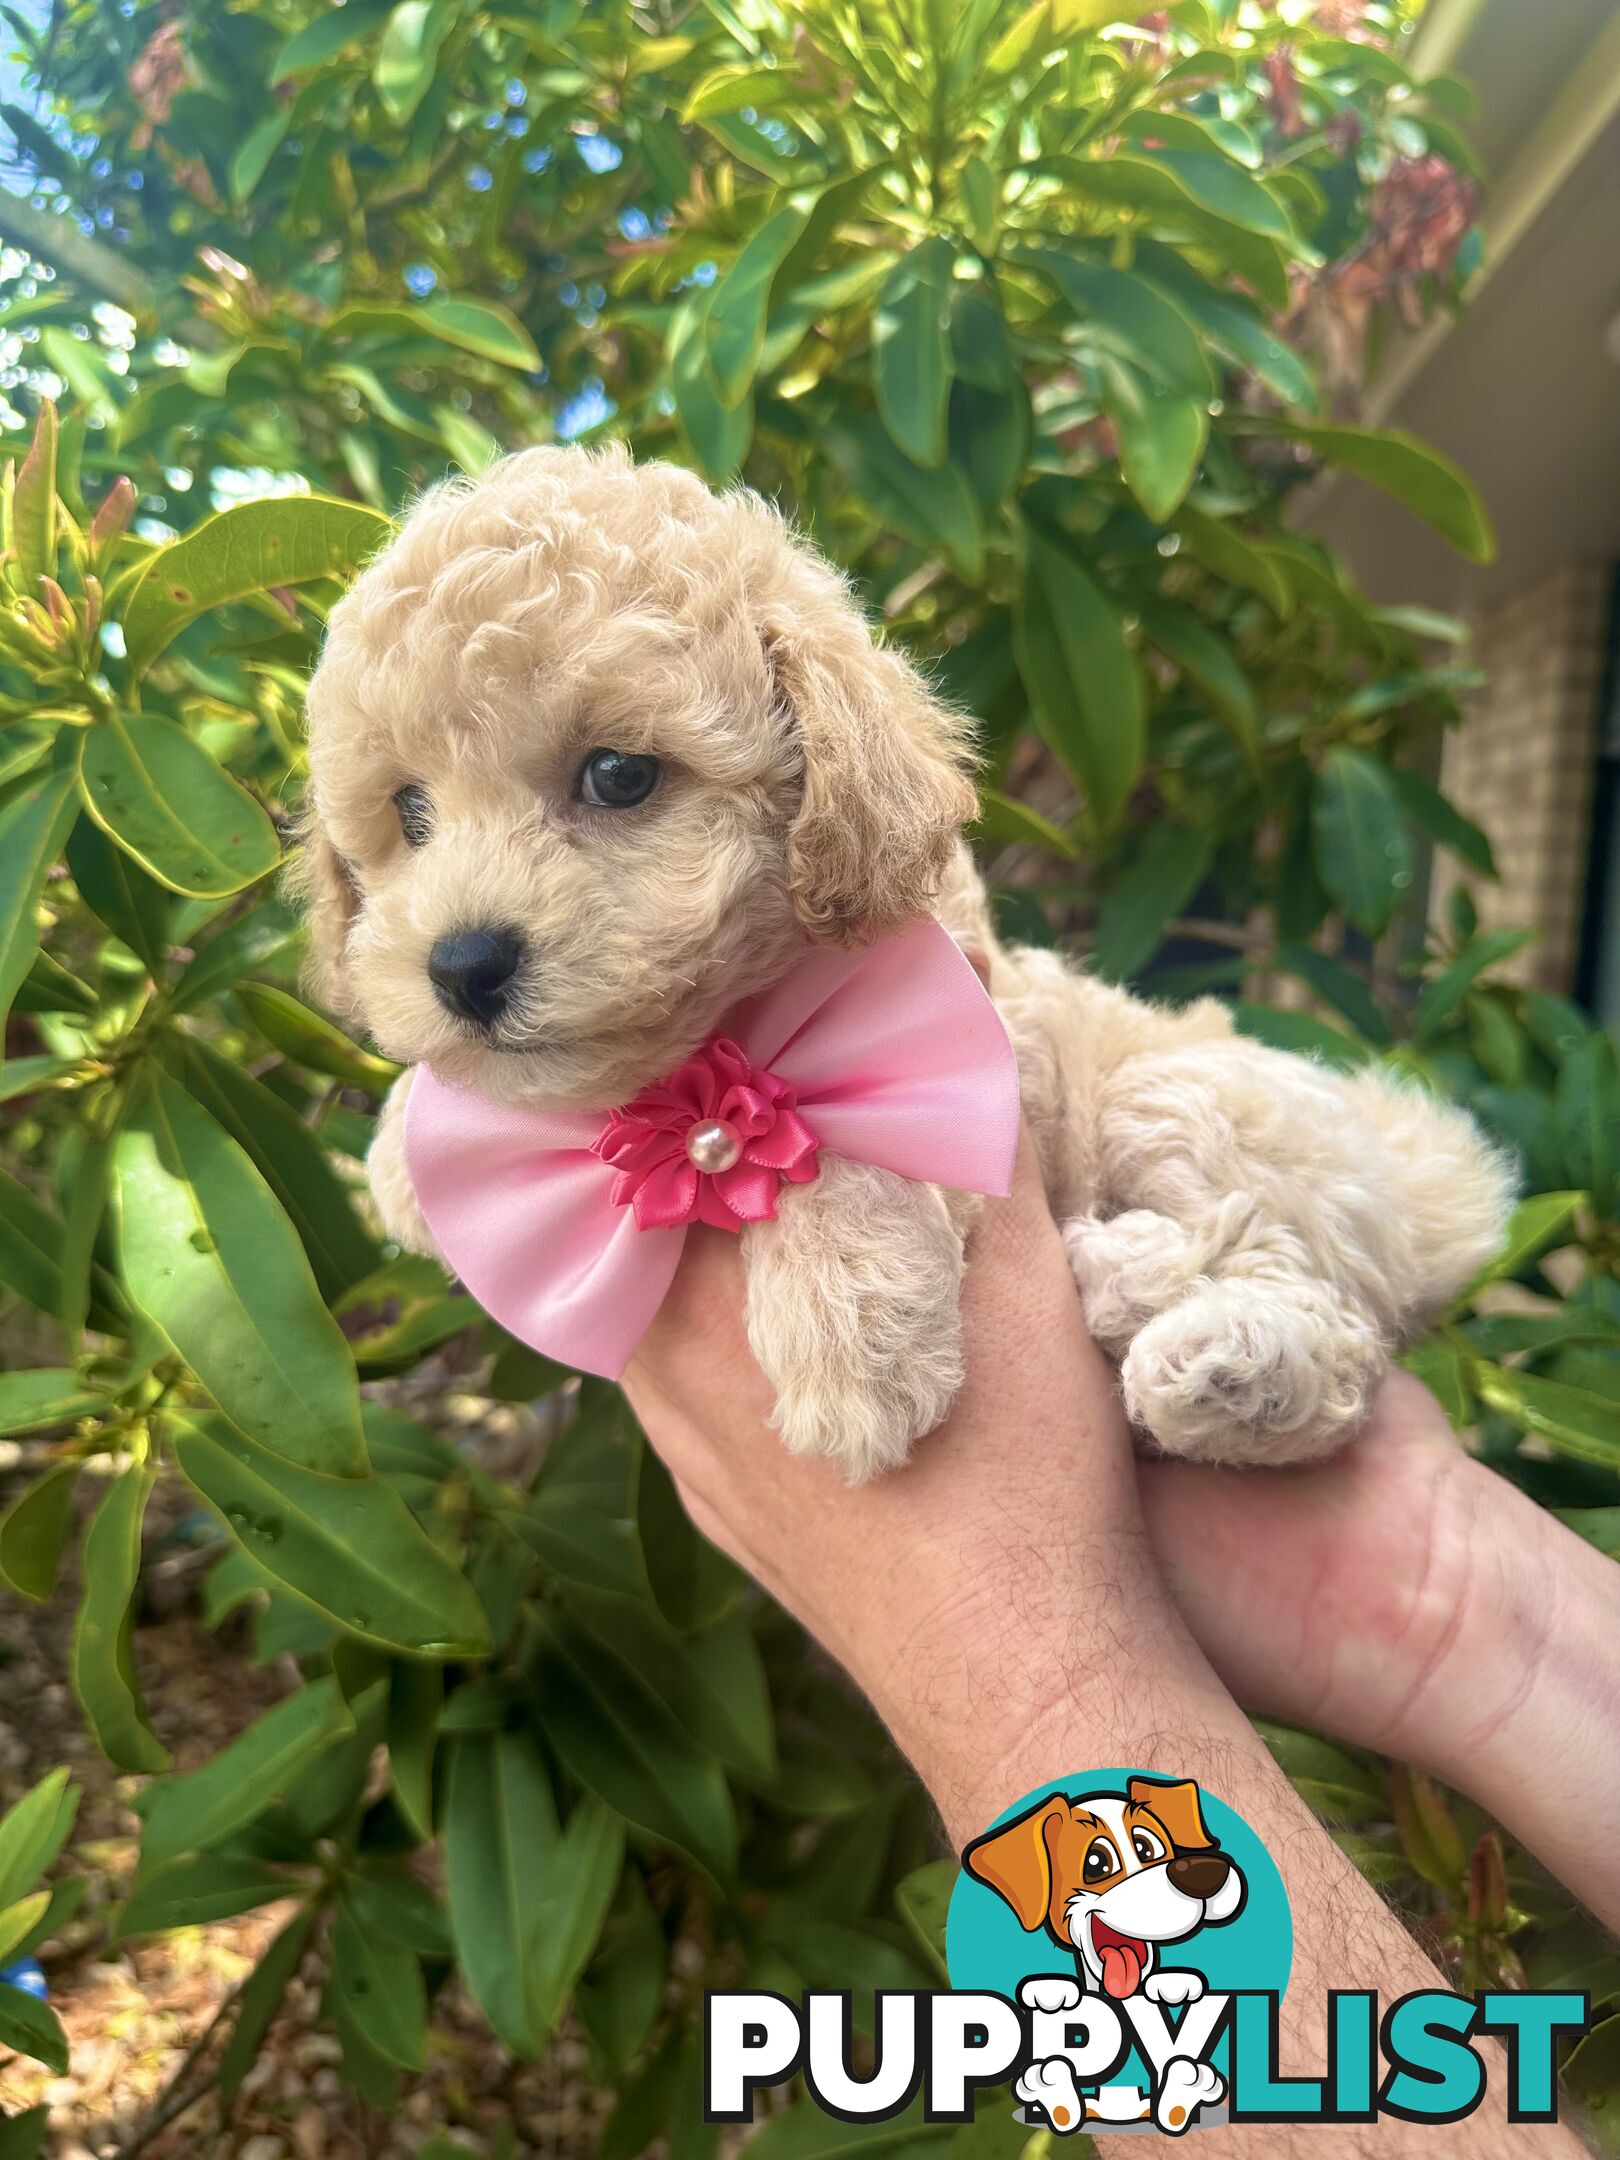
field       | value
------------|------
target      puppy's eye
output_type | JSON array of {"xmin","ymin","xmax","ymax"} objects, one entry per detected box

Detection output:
[
  {"xmin": 393, "ymin": 783, "xmax": 432, "ymax": 848},
  {"xmin": 1132, "ymin": 1830, "xmax": 1164, "ymax": 1865},
  {"xmin": 579, "ymin": 748, "xmax": 661, "ymax": 809},
  {"xmin": 1082, "ymin": 1838, "xmax": 1120, "ymax": 1884}
]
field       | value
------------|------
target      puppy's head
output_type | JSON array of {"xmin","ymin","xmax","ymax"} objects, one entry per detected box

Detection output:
[
  {"xmin": 296, "ymin": 444, "xmax": 975, "ymax": 1108},
  {"xmin": 963, "ymin": 1779, "xmax": 1246, "ymax": 2000}
]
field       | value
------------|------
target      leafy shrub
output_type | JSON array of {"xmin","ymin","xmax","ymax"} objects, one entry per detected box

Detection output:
[{"xmin": 0, "ymin": 0, "xmax": 1615, "ymax": 2144}]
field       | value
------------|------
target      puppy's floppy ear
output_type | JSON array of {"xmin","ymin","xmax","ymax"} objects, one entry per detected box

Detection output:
[
  {"xmin": 963, "ymin": 1797, "xmax": 1068, "ymax": 1931},
  {"xmin": 1129, "ymin": 1777, "xmax": 1215, "ymax": 1853},
  {"xmin": 286, "ymin": 814, "xmax": 362, "ymax": 1021},
  {"xmin": 762, "ymin": 579, "xmax": 977, "ymax": 945}
]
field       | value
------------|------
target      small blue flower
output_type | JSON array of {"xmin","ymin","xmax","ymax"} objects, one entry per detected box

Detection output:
[
  {"xmin": 404, "ymin": 263, "xmax": 437, "ymax": 296},
  {"xmin": 575, "ymin": 131, "xmax": 622, "ymax": 175}
]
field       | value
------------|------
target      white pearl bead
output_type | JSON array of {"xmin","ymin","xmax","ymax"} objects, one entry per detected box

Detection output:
[{"xmin": 686, "ymin": 1118, "xmax": 743, "ymax": 1173}]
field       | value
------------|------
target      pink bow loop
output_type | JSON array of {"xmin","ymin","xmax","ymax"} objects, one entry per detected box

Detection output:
[{"xmin": 403, "ymin": 918, "xmax": 1019, "ymax": 1380}]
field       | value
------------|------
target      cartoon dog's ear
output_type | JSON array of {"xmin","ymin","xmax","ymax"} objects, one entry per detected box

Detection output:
[
  {"xmin": 287, "ymin": 816, "xmax": 362, "ymax": 1021},
  {"xmin": 761, "ymin": 575, "xmax": 977, "ymax": 946},
  {"xmin": 1129, "ymin": 1777, "xmax": 1215, "ymax": 1853},
  {"xmin": 963, "ymin": 1798, "xmax": 1068, "ymax": 1931}
]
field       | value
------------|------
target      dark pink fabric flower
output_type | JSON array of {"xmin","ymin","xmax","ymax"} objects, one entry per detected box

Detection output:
[{"xmin": 592, "ymin": 1036, "xmax": 820, "ymax": 1233}]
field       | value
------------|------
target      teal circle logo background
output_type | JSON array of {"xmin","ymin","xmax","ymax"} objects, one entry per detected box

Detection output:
[{"xmin": 946, "ymin": 1770, "xmax": 1293, "ymax": 2007}]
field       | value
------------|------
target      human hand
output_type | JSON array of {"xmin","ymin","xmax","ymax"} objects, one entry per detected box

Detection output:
[
  {"xmin": 1139, "ymin": 1370, "xmax": 1620, "ymax": 1929},
  {"xmin": 623, "ymin": 1129, "xmax": 1196, "ymax": 1843}
]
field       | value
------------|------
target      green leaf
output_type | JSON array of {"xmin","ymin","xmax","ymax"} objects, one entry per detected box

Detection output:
[
  {"xmin": 1312, "ymin": 747, "xmax": 1412, "ymax": 935},
  {"xmin": 1275, "ymin": 944, "xmax": 1389, "ymax": 1044},
  {"xmin": 745, "ymin": 2094, "xmax": 939, "ymax": 2157},
  {"xmin": 1174, "ymin": 503, "xmax": 1293, "ymax": 616},
  {"xmin": 1045, "ymin": 153, "xmax": 1298, "ymax": 309},
  {"xmin": 576, "ymin": 1872, "xmax": 665, "ymax": 2076},
  {"xmin": 271, "ymin": 0, "xmax": 394, "ymax": 80},
  {"xmin": 971, "ymin": 787, "xmax": 1078, "ymax": 860},
  {"xmin": 561, "ymin": 1588, "xmax": 775, "ymax": 1780},
  {"xmin": 1473, "ymin": 1365, "xmax": 1620, "ymax": 1470},
  {"xmin": 1411, "ymin": 928, "xmax": 1533, "ymax": 1045},
  {"xmin": 1286, "ymin": 423, "xmax": 1495, "ymax": 564},
  {"xmin": 78, "ymin": 715, "xmax": 280, "ymax": 900},
  {"xmin": 669, "ymin": 288, "xmax": 753, "ymax": 481},
  {"xmin": 1134, "ymin": 244, "xmax": 1317, "ymax": 409},
  {"xmin": 167, "ymin": 1037, "xmax": 380, "ymax": 1303},
  {"xmin": 1018, "ymin": 249, "xmax": 1215, "ymax": 398},
  {"xmin": 820, "ymin": 413, "xmax": 983, "ymax": 581},
  {"xmin": 1092, "ymin": 824, "xmax": 1214, "ymax": 982},
  {"xmin": 71, "ymin": 1462, "xmax": 169, "ymax": 1774},
  {"xmin": 0, "ymin": 1983, "xmax": 67, "ymax": 2074},
  {"xmin": 119, "ymin": 1849, "xmax": 303, "ymax": 1936},
  {"xmin": 65, "ymin": 814, "xmax": 172, "ymax": 968},
  {"xmin": 0, "ymin": 1369, "xmax": 100, "ymax": 1437},
  {"xmin": 235, "ymin": 981, "xmax": 399, "ymax": 1088},
  {"xmin": 169, "ymin": 1410, "xmax": 491, "ymax": 1659},
  {"xmin": 705, "ymin": 202, "xmax": 815, "ymax": 409},
  {"xmin": 120, "ymin": 495, "xmax": 391, "ymax": 677},
  {"xmin": 1556, "ymin": 1033, "xmax": 1620, "ymax": 1217},
  {"xmin": 1466, "ymin": 1191, "xmax": 1583, "ymax": 1292},
  {"xmin": 1014, "ymin": 525, "xmax": 1142, "ymax": 831},
  {"xmin": 231, "ymin": 107, "xmax": 291, "ymax": 202},
  {"xmin": 331, "ymin": 1890, "xmax": 427, "ymax": 2070},
  {"xmin": 894, "ymin": 1858, "xmax": 953, "ymax": 1984},
  {"xmin": 0, "ymin": 1464, "xmax": 80, "ymax": 1601},
  {"xmin": 374, "ymin": 0, "xmax": 455, "ymax": 123},
  {"xmin": 1232, "ymin": 1003, "xmax": 1366, "ymax": 1069},
  {"xmin": 0, "ymin": 1769, "xmax": 78, "ymax": 1909},
  {"xmin": 446, "ymin": 1730, "xmax": 622, "ymax": 2056},
  {"xmin": 141, "ymin": 1674, "xmax": 354, "ymax": 1868},
  {"xmin": 166, "ymin": 897, "xmax": 301, "ymax": 1014},
  {"xmin": 531, "ymin": 1612, "xmax": 737, "ymax": 1882},
  {"xmin": 326, "ymin": 295, "xmax": 540, "ymax": 371},
  {"xmin": 116, "ymin": 1066, "xmax": 366, "ymax": 1474},
  {"xmin": 0, "ymin": 2106, "xmax": 46, "ymax": 2160},
  {"xmin": 1384, "ymin": 766, "xmax": 1495, "ymax": 878},
  {"xmin": 0, "ymin": 762, "xmax": 77, "ymax": 1031},
  {"xmin": 10, "ymin": 399, "xmax": 55, "ymax": 590},
  {"xmin": 1399, "ymin": 1337, "xmax": 1475, "ymax": 1428},
  {"xmin": 1101, "ymin": 364, "xmax": 1206, "ymax": 523},
  {"xmin": 873, "ymin": 237, "xmax": 956, "ymax": 469},
  {"xmin": 1138, "ymin": 601, "xmax": 1260, "ymax": 765},
  {"xmin": 218, "ymin": 1908, "xmax": 317, "ymax": 2107},
  {"xmin": 635, "ymin": 1441, "xmax": 745, "ymax": 1633},
  {"xmin": 386, "ymin": 1659, "xmax": 440, "ymax": 1843}
]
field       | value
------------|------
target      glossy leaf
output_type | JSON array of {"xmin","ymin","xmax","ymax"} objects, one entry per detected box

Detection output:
[
  {"xmin": 120, "ymin": 495, "xmax": 391, "ymax": 677},
  {"xmin": 1473, "ymin": 1365, "xmax": 1620, "ymax": 1470},
  {"xmin": 374, "ymin": 0, "xmax": 456, "ymax": 125},
  {"xmin": 78, "ymin": 715, "xmax": 281, "ymax": 899},
  {"xmin": 1092, "ymin": 824, "xmax": 1215, "ymax": 982},
  {"xmin": 331, "ymin": 1892, "xmax": 427, "ymax": 2070},
  {"xmin": 0, "ymin": 762, "xmax": 77, "ymax": 1029},
  {"xmin": 1286, "ymin": 423, "xmax": 1495, "ymax": 564},
  {"xmin": 1138, "ymin": 601, "xmax": 1260, "ymax": 766},
  {"xmin": 169, "ymin": 1410, "xmax": 491, "ymax": 1659},
  {"xmin": 235, "ymin": 982, "xmax": 399, "ymax": 1088},
  {"xmin": 0, "ymin": 1984, "xmax": 67, "ymax": 2074},
  {"xmin": 0, "ymin": 1465, "xmax": 80, "ymax": 1601},
  {"xmin": 1556, "ymin": 1033, "xmax": 1620, "ymax": 1217},
  {"xmin": 1312, "ymin": 747, "xmax": 1412, "ymax": 936},
  {"xmin": 326, "ymin": 295, "xmax": 540, "ymax": 371},
  {"xmin": 116, "ymin": 1066, "xmax": 367, "ymax": 1474},
  {"xmin": 0, "ymin": 1769, "xmax": 78, "ymax": 1909},
  {"xmin": 140, "ymin": 1674, "xmax": 354, "ymax": 1867},
  {"xmin": 872, "ymin": 237, "xmax": 955, "ymax": 468},
  {"xmin": 219, "ymin": 1908, "xmax": 318, "ymax": 2107},
  {"xmin": 71, "ymin": 1462, "xmax": 169, "ymax": 1774},
  {"xmin": 1014, "ymin": 525, "xmax": 1142, "ymax": 832}
]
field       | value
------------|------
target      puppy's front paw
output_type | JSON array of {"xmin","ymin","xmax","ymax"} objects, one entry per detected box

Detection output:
[
  {"xmin": 744, "ymin": 1158, "xmax": 965, "ymax": 1482},
  {"xmin": 1020, "ymin": 1975, "xmax": 1084, "ymax": 2016},
  {"xmin": 1143, "ymin": 1970, "xmax": 1205, "ymax": 2007}
]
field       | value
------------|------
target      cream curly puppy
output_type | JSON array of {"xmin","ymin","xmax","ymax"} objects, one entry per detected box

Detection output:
[{"xmin": 297, "ymin": 445, "xmax": 1512, "ymax": 1479}]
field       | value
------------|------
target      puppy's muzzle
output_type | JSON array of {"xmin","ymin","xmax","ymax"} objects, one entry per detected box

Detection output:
[
  {"xmin": 429, "ymin": 927, "xmax": 524, "ymax": 1027},
  {"xmin": 1166, "ymin": 1852, "xmax": 1232, "ymax": 1900}
]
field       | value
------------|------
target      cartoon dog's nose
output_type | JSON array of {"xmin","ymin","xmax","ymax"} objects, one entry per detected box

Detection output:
[
  {"xmin": 429, "ymin": 928, "xmax": 523, "ymax": 1026},
  {"xmin": 1167, "ymin": 1852, "xmax": 1231, "ymax": 1900}
]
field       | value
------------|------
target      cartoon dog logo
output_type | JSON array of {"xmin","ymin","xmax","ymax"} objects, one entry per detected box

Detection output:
[{"xmin": 963, "ymin": 1776, "xmax": 1246, "ymax": 2133}]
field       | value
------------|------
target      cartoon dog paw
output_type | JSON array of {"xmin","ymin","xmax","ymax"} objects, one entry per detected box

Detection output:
[
  {"xmin": 1154, "ymin": 2056, "xmax": 1225, "ymax": 2135},
  {"xmin": 1018, "ymin": 1975, "xmax": 1084, "ymax": 2016},
  {"xmin": 1017, "ymin": 2056, "xmax": 1087, "ymax": 2135},
  {"xmin": 1144, "ymin": 1969, "xmax": 1206, "ymax": 2007}
]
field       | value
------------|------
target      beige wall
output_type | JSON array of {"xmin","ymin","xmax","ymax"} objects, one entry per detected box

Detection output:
[{"xmin": 1431, "ymin": 560, "xmax": 1609, "ymax": 990}]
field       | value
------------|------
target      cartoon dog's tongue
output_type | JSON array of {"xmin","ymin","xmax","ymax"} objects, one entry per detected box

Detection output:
[{"xmin": 1092, "ymin": 1920, "xmax": 1147, "ymax": 1999}]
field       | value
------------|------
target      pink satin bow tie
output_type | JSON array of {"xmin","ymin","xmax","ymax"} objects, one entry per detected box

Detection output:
[{"xmin": 403, "ymin": 918, "xmax": 1020, "ymax": 1380}]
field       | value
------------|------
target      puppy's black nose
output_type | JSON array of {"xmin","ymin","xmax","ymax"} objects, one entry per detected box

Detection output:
[
  {"xmin": 429, "ymin": 928, "xmax": 523, "ymax": 1026},
  {"xmin": 1167, "ymin": 1852, "xmax": 1231, "ymax": 1900}
]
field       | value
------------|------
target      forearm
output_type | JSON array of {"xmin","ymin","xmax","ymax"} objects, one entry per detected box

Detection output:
[{"xmin": 880, "ymin": 1539, "xmax": 1587, "ymax": 2159}]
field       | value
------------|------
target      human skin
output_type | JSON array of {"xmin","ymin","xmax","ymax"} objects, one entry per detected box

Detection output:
[{"xmin": 624, "ymin": 1133, "xmax": 1598, "ymax": 2157}]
